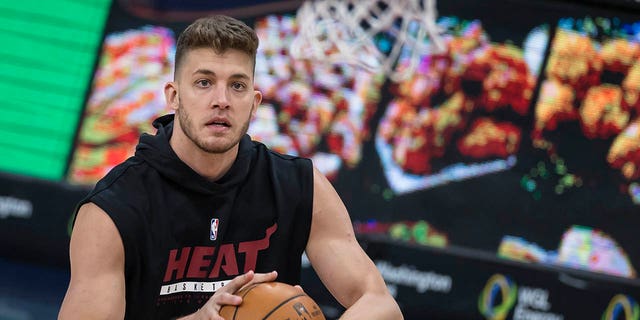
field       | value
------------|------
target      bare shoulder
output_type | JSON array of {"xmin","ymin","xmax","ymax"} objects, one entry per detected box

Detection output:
[
  {"xmin": 72, "ymin": 203, "xmax": 123, "ymax": 252},
  {"xmin": 68, "ymin": 202, "xmax": 125, "ymax": 277},
  {"xmin": 311, "ymin": 166, "xmax": 347, "ymax": 218},
  {"xmin": 58, "ymin": 203, "xmax": 125, "ymax": 319}
]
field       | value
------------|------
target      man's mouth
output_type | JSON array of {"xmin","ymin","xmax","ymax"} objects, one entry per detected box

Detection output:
[{"xmin": 206, "ymin": 119, "xmax": 231, "ymax": 127}]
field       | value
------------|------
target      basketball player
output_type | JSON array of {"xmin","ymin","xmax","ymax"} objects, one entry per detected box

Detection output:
[{"xmin": 58, "ymin": 15, "xmax": 402, "ymax": 320}]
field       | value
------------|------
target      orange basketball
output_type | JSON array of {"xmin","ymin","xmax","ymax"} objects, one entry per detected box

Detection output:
[{"xmin": 219, "ymin": 281, "xmax": 326, "ymax": 320}]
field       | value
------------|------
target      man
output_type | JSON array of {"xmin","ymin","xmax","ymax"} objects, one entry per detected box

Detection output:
[{"xmin": 59, "ymin": 15, "xmax": 402, "ymax": 320}]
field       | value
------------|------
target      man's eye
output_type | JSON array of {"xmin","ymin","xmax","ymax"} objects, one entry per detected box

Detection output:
[
  {"xmin": 196, "ymin": 79, "xmax": 211, "ymax": 87},
  {"xmin": 232, "ymin": 82, "xmax": 246, "ymax": 90}
]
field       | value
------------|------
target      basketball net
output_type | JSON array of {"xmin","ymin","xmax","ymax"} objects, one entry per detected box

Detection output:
[{"xmin": 290, "ymin": 0, "xmax": 445, "ymax": 82}]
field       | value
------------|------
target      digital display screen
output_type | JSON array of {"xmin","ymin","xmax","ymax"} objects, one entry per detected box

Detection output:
[
  {"xmin": 67, "ymin": 25, "xmax": 175, "ymax": 184},
  {"xmin": 0, "ymin": 0, "xmax": 112, "ymax": 180}
]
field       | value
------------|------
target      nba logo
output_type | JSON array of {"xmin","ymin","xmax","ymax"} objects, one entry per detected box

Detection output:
[{"xmin": 210, "ymin": 218, "xmax": 219, "ymax": 241}]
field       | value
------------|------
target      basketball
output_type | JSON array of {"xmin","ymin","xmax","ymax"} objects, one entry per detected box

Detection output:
[{"xmin": 219, "ymin": 281, "xmax": 326, "ymax": 320}]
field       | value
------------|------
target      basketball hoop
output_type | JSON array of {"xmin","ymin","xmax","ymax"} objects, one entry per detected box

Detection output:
[{"xmin": 290, "ymin": 0, "xmax": 445, "ymax": 82}]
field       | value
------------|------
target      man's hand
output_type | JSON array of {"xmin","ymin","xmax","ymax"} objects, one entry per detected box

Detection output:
[{"xmin": 180, "ymin": 270, "xmax": 278, "ymax": 320}]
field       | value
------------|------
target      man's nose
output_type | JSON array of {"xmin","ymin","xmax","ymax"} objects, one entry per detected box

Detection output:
[{"xmin": 211, "ymin": 85, "xmax": 230, "ymax": 109}]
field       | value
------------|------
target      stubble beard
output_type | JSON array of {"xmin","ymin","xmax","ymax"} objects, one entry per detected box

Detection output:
[{"xmin": 176, "ymin": 100, "xmax": 251, "ymax": 154}]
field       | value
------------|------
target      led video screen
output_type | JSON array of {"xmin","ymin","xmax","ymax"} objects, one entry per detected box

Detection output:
[{"xmin": 0, "ymin": 0, "xmax": 111, "ymax": 180}]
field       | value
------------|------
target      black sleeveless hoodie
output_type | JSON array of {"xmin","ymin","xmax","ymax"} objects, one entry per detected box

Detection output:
[{"xmin": 76, "ymin": 114, "xmax": 313, "ymax": 319}]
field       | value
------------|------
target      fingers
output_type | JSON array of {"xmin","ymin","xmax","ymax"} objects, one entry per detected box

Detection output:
[
  {"xmin": 214, "ymin": 291, "xmax": 242, "ymax": 306},
  {"xmin": 294, "ymin": 285, "xmax": 305, "ymax": 293},
  {"xmin": 236, "ymin": 270, "xmax": 278, "ymax": 293},
  {"xmin": 195, "ymin": 271, "xmax": 279, "ymax": 320},
  {"xmin": 220, "ymin": 270, "xmax": 256, "ymax": 294},
  {"xmin": 195, "ymin": 272, "xmax": 256, "ymax": 319},
  {"xmin": 251, "ymin": 270, "xmax": 278, "ymax": 284}
]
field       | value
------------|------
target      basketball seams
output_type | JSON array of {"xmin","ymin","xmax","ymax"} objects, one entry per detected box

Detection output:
[
  {"xmin": 219, "ymin": 282, "xmax": 324, "ymax": 320},
  {"xmin": 220, "ymin": 303, "xmax": 239, "ymax": 320},
  {"xmin": 222, "ymin": 283, "xmax": 261, "ymax": 320},
  {"xmin": 261, "ymin": 294, "xmax": 306, "ymax": 320}
]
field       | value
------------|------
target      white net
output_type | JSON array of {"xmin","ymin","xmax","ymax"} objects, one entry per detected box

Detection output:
[{"xmin": 290, "ymin": 0, "xmax": 445, "ymax": 82}]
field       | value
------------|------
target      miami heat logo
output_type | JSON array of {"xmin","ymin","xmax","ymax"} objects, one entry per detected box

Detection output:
[{"xmin": 160, "ymin": 224, "xmax": 278, "ymax": 295}]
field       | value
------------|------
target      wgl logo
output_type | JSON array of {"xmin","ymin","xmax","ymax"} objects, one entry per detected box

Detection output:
[
  {"xmin": 478, "ymin": 274, "xmax": 518, "ymax": 320},
  {"xmin": 210, "ymin": 218, "xmax": 219, "ymax": 241},
  {"xmin": 602, "ymin": 294, "xmax": 640, "ymax": 320}
]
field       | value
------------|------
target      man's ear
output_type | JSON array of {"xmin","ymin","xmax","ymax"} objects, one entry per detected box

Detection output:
[
  {"xmin": 251, "ymin": 90, "xmax": 263, "ymax": 118},
  {"xmin": 164, "ymin": 82, "xmax": 179, "ymax": 111}
]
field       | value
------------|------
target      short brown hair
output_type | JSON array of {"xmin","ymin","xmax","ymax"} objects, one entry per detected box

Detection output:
[{"xmin": 174, "ymin": 15, "xmax": 259, "ymax": 76}]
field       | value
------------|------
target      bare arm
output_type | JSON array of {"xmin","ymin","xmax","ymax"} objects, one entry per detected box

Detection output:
[
  {"xmin": 306, "ymin": 167, "xmax": 403, "ymax": 319},
  {"xmin": 58, "ymin": 202, "xmax": 126, "ymax": 320}
]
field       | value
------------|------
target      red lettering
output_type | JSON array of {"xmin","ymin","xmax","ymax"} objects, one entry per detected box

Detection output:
[
  {"xmin": 186, "ymin": 246, "xmax": 215, "ymax": 278},
  {"xmin": 163, "ymin": 247, "xmax": 192, "ymax": 282},
  {"xmin": 238, "ymin": 224, "xmax": 278, "ymax": 272},
  {"xmin": 163, "ymin": 224, "xmax": 278, "ymax": 283},
  {"xmin": 209, "ymin": 244, "xmax": 239, "ymax": 278}
]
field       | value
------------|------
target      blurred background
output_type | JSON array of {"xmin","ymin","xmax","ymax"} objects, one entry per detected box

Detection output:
[{"xmin": 1, "ymin": 0, "xmax": 640, "ymax": 318}]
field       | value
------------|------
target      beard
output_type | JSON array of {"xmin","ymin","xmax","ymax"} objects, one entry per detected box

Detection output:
[{"xmin": 176, "ymin": 100, "xmax": 251, "ymax": 154}]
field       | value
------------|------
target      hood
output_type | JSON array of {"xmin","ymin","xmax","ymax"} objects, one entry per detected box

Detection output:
[{"xmin": 134, "ymin": 114, "xmax": 254, "ymax": 194}]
